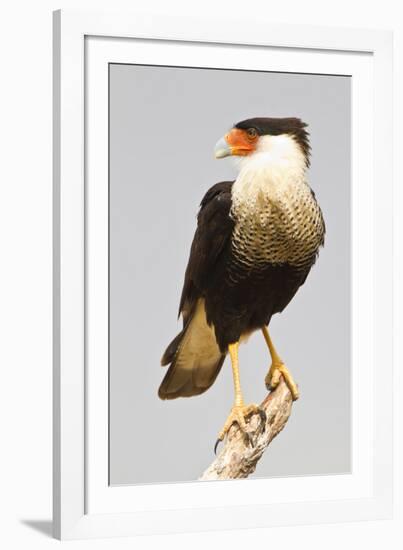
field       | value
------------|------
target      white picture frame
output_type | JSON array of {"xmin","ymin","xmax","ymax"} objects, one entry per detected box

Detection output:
[{"xmin": 53, "ymin": 9, "xmax": 393, "ymax": 540}]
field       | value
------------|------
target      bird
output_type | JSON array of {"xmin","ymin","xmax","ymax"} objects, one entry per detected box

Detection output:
[{"xmin": 158, "ymin": 117, "xmax": 325, "ymax": 449}]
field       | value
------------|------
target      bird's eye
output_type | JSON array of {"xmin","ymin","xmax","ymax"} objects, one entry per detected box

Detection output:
[{"xmin": 246, "ymin": 128, "xmax": 258, "ymax": 139}]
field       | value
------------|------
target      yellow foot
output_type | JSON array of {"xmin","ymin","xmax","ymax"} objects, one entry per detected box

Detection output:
[
  {"xmin": 215, "ymin": 403, "xmax": 265, "ymax": 450},
  {"xmin": 265, "ymin": 362, "xmax": 299, "ymax": 401}
]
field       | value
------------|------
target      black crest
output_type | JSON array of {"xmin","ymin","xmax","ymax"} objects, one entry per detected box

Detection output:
[{"xmin": 235, "ymin": 117, "xmax": 311, "ymax": 164}]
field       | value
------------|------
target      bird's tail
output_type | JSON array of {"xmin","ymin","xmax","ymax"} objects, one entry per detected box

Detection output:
[{"xmin": 158, "ymin": 299, "xmax": 225, "ymax": 399}]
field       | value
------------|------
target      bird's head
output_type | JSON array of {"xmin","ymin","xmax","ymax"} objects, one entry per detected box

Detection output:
[{"xmin": 214, "ymin": 117, "xmax": 310, "ymax": 170}]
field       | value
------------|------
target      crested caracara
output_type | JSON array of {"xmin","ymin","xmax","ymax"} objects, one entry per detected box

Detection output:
[{"xmin": 159, "ymin": 117, "xmax": 325, "ymax": 448}]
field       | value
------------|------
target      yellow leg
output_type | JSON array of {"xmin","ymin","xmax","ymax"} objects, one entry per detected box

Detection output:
[
  {"xmin": 229, "ymin": 342, "xmax": 243, "ymax": 408},
  {"xmin": 216, "ymin": 342, "xmax": 264, "ymax": 446},
  {"xmin": 262, "ymin": 326, "xmax": 299, "ymax": 400}
]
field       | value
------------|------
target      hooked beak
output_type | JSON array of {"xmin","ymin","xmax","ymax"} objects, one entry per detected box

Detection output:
[
  {"xmin": 214, "ymin": 136, "xmax": 232, "ymax": 159},
  {"xmin": 214, "ymin": 128, "xmax": 257, "ymax": 159}
]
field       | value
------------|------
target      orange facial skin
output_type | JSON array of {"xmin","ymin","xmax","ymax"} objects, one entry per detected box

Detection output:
[{"xmin": 225, "ymin": 128, "xmax": 258, "ymax": 156}]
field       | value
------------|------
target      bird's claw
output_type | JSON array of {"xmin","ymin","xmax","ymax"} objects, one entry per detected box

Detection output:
[
  {"xmin": 213, "ymin": 404, "xmax": 266, "ymax": 454},
  {"xmin": 265, "ymin": 362, "xmax": 299, "ymax": 401},
  {"xmin": 214, "ymin": 438, "xmax": 222, "ymax": 455}
]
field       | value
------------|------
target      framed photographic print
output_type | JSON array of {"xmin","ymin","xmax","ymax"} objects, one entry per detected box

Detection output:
[{"xmin": 53, "ymin": 9, "xmax": 393, "ymax": 540}]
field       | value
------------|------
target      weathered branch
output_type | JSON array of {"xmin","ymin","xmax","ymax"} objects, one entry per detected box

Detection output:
[{"xmin": 199, "ymin": 377, "xmax": 294, "ymax": 480}]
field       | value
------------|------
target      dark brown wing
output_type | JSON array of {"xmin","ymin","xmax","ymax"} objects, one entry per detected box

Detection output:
[
  {"xmin": 158, "ymin": 181, "xmax": 234, "ymax": 399},
  {"xmin": 178, "ymin": 180, "xmax": 234, "ymax": 323}
]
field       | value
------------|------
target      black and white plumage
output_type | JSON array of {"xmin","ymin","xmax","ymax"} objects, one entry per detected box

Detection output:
[{"xmin": 159, "ymin": 117, "xmax": 325, "ymax": 400}]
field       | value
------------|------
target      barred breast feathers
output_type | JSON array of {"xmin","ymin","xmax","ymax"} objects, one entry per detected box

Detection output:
[{"xmin": 230, "ymin": 134, "xmax": 325, "ymax": 271}]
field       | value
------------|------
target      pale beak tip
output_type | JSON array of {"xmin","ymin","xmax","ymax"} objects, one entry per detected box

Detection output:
[
  {"xmin": 214, "ymin": 136, "xmax": 231, "ymax": 159},
  {"xmin": 214, "ymin": 149, "xmax": 228, "ymax": 159}
]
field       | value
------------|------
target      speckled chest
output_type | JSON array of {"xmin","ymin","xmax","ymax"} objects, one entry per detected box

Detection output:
[{"xmin": 230, "ymin": 172, "xmax": 324, "ymax": 271}]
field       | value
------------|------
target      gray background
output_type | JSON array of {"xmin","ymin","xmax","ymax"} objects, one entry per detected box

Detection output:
[{"xmin": 109, "ymin": 64, "xmax": 351, "ymax": 485}]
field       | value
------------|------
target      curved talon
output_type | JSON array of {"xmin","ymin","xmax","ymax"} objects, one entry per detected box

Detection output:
[
  {"xmin": 214, "ymin": 438, "xmax": 222, "ymax": 455},
  {"xmin": 265, "ymin": 362, "xmax": 299, "ymax": 401},
  {"xmin": 214, "ymin": 406, "xmax": 265, "ymax": 453},
  {"xmin": 216, "ymin": 403, "xmax": 261, "ymax": 447},
  {"xmin": 265, "ymin": 368, "xmax": 281, "ymax": 391}
]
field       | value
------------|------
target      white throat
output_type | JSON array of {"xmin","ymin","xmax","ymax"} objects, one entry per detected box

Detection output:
[
  {"xmin": 231, "ymin": 134, "xmax": 308, "ymax": 209},
  {"xmin": 234, "ymin": 133, "xmax": 306, "ymax": 177}
]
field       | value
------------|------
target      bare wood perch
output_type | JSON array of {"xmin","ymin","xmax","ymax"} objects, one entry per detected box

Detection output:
[{"xmin": 200, "ymin": 377, "xmax": 294, "ymax": 480}]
